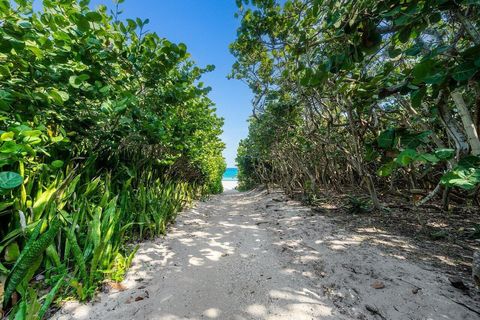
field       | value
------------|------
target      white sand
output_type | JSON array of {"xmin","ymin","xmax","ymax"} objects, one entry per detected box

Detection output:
[
  {"xmin": 53, "ymin": 189, "xmax": 480, "ymax": 320},
  {"xmin": 222, "ymin": 180, "xmax": 238, "ymax": 191}
]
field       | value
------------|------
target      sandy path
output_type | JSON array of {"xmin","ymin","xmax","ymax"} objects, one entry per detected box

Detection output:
[{"xmin": 53, "ymin": 189, "xmax": 480, "ymax": 320}]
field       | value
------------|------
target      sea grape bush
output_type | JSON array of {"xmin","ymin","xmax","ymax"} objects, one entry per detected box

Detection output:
[
  {"xmin": 233, "ymin": 0, "xmax": 480, "ymax": 208},
  {"xmin": 0, "ymin": 0, "xmax": 225, "ymax": 318}
]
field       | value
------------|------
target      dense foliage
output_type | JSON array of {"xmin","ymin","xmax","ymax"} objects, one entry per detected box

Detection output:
[
  {"xmin": 0, "ymin": 0, "xmax": 225, "ymax": 318},
  {"xmin": 233, "ymin": 0, "xmax": 480, "ymax": 209}
]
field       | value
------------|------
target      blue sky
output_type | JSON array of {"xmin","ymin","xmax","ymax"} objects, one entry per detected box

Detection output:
[{"xmin": 82, "ymin": 0, "xmax": 252, "ymax": 167}]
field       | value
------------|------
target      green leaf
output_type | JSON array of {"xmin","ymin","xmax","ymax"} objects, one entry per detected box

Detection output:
[
  {"xmin": 51, "ymin": 134, "xmax": 64, "ymax": 143},
  {"xmin": 0, "ymin": 90, "xmax": 13, "ymax": 110},
  {"xmin": 4, "ymin": 242, "xmax": 20, "ymax": 262},
  {"xmin": 398, "ymin": 27, "xmax": 412, "ymax": 43},
  {"xmin": 441, "ymin": 170, "xmax": 480, "ymax": 190},
  {"xmin": 69, "ymin": 76, "xmax": 80, "ymax": 88},
  {"xmin": 416, "ymin": 153, "xmax": 439, "ymax": 163},
  {"xmin": 451, "ymin": 62, "xmax": 478, "ymax": 82},
  {"xmin": 458, "ymin": 155, "xmax": 480, "ymax": 168},
  {"xmin": 412, "ymin": 60, "xmax": 436, "ymax": 83},
  {"xmin": 0, "ymin": 141, "xmax": 21, "ymax": 154},
  {"xmin": 86, "ymin": 11, "xmax": 103, "ymax": 22},
  {"xmin": 377, "ymin": 162, "xmax": 398, "ymax": 177},
  {"xmin": 0, "ymin": 261, "xmax": 8, "ymax": 273},
  {"xmin": 20, "ymin": 130, "xmax": 42, "ymax": 138},
  {"xmin": 0, "ymin": 171, "xmax": 23, "ymax": 189},
  {"xmin": 377, "ymin": 128, "xmax": 395, "ymax": 149},
  {"xmin": 434, "ymin": 148, "xmax": 455, "ymax": 160},
  {"xmin": 13, "ymin": 300, "xmax": 26, "ymax": 320},
  {"xmin": 77, "ymin": 74, "xmax": 90, "ymax": 82},
  {"xmin": 38, "ymin": 275, "xmax": 65, "ymax": 319},
  {"xmin": 441, "ymin": 156, "xmax": 480, "ymax": 190},
  {"xmin": 65, "ymin": 228, "xmax": 87, "ymax": 283},
  {"xmin": 410, "ymin": 88, "xmax": 426, "ymax": 109},
  {"xmin": 400, "ymin": 130, "xmax": 431, "ymax": 149},
  {"xmin": 27, "ymin": 45, "xmax": 43, "ymax": 58},
  {"xmin": 395, "ymin": 149, "xmax": 417, "ymax": 166},
  {"xmin": 126, "ymin": 18, "xmax": 137, "ymax": 30},
  {"xmin": 364, "ymin": 143, "xmax": 378, "ymax": 161},
  {"xmin": 18, "ymin": 21, "xmax": 31, "ymax": 29},
  {"xmin": 0, "ymin": 132, "xmax": 14, "ymax": 141},
  {"xmin": 424, "ymin": 72, "xmax": 446, "ymax": 84},
  {"xmin": 0, "ymin": 200, "xmax": 14, "ymax": 212},
  {"xmin": 51, "ymin": 160, "xmax": 64, "ymax": 169},
  {"xmin": 49, "ymin": 89, "xmax": 69, "ymax": 105},
  {"xmin": 394, "ymin": 14, "xmax": 413, "ymax": 26},
  {"xmin": 388, "ymin": 47, "xmax": 402, "ymax": 58},
  {"xmin": 405, "ymin": 43, "xmax": 422, "ymax": 56},
  {"xmin": 13, "ymin": 125, "xmax": 32, "ymax": 133},
  {"xmin": 3, "ymin": 220, "xmax": 61, "ymax": 309},
  {"xmin": 69, "ymin": 74, "xmax": 90, "ymax": 88},
  {"xmin": 7, "ymin": 37, "xmax": 25, "ymax": 51},
  {"xmin": 75, "ymin": 15, "xmax": 90, "ymax": 32}
]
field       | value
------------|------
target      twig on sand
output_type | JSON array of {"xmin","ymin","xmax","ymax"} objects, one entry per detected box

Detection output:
[
  {"xmin": 365, "ymin": 304, "xmax": 387, "ymax": 320},
  {"xmin": 416, "ymin": 183, "xmax": 441, "ymax": 207}
]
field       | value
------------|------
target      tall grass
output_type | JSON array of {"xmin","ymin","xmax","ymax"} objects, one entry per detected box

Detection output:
[{"xmin": 0, "ymin": 160, "xmax": 202, "ymax": 318}]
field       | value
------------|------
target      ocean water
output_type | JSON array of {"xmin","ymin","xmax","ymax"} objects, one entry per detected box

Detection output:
[{"xmin": 222, "ymin": 167, "xmax": 238, "ymax": 181}]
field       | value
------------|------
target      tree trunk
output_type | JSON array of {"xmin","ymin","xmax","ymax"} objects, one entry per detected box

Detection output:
[
  {"xmin": 437, "ymin": 91, "xmax": 469, "ymax": 158},
  {"xmin": 455, "ymin": 11, "xmax": 480, "ymax": 45},
  {"xmin": 344, "ymin": 103, "xmax": 382, "ymax": 210},
  {"xmin": 451, "ymin": 90, "xmax": 480, "ymax": 155}
]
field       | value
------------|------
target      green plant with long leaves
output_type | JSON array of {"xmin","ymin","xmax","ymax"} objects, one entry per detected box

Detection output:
[{"xmin": 0, "ymin": 0, "xmax": 225, "ymax": 318}]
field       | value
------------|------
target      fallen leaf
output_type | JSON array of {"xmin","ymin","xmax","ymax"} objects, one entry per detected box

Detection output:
[
  {"xmin": 371, "ymin": 280, "xmax": 385, "ymax": 289},
  {"xmin": 103, "ymin": 281, "xmax": 126, "ymax": 293},
  {"xmin": 11, "ymin": 292, "xmax": 18, "ymax": 305},
  {"xmin": 109, "ymin": 282, "xmax": 126, "ymax": 292}
]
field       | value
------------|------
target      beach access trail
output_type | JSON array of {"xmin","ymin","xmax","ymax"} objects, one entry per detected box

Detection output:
[{"xmin": 54, "ymin": 183, "xmax": 480, "ymax": 320}]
